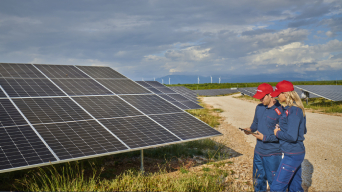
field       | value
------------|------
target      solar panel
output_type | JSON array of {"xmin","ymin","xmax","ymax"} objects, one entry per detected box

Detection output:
[
  {"xmin": 135, "ymin": 81, "xmax": 152, "ymax": 88},
  {"xmin": 168, "ymin": 94, "xmax": 189, "ymax": 101},
  {"xmin": 34, "ymin": 121, "xmax": 128, "ymax": 160},
  {"xmin": 155, "ymin": 87, "xmax": 177, "ymax": 94},
  {"xmin": 0, "ymin": 88, "xmax": 5, "ymax": 98},
  {"xmin": 293, "ymin": 87, "xmax": 319, "ymax": 99},
  {"xmin": 180, "ymin": 101, "xmax": 203, "ymax": 109},
  {"xmin": 120, "ymin": 95, "xmax": 183, "ymax": 114},
  {"xmin": 169, "ymin": 86, "xmax": 198, "ymax": 103},
  {"xmin": 147, "ymin": 87, "xmax": 163, "ymax": 94},
  {"xmin": 99, "ymin": 117, "xmax": 180, "ymax": 148},
  {"xmin": 96, "ymin": 79, "xmax": 151, "ymax": 94},
  {"xmin": 35, "ymin": 65, "xmax": 90, "ymax": 79},
  {"xmin": 294, "ymin": 85, "xmax": 342, "ymax": 101},
  {"xmin": 0, "ymin": 78, "xmax": 66, "ymax": 97},
  {"xmin": 0, "ymin": 63, "xmax": 45, "ymax": 78},
  {"xmin": 73, "ymin": 96, "xmax": 143, "ymax": 119},
  {"xmin": 238, "ymin": 87, "xmax": 257, "ymax": 97},
  {"xmin": 13, "ymin": 98, "xmax": 93, "ymax": 124},
  {"xmin": 136, "ymin": 81, "xmax": 203, "ymax": 109},
  {"xmin": 0, "ymin": 99, "xmax": 28, "ymax": 127},
  {"xmin": 0, "ymin": 63, "xmax": 222, "ymax": 173},
  {"xmin": 0, "ymin": 125, "xmax": 56, "ymax": 170},
  {"xmin": 170, "ymin": 102, "xmax": 190, "ymax": 110},
  {"xmin": 51, "ymin": 79, "xmax": 112, "ymax": 96},
  {"xmin": 158, "ymin": 94, "xmax": 177, "ymax": 102},
  {"xmin": 144, "ymin": 81, "xmax": 165, "ymax": 88},
  {"xmin": 76, "ymin": 66, "xmax": 126, "ymax": 79},
  {"xmin": 150, "ymin": 113, "xmax": 222, "ymax": 140}
]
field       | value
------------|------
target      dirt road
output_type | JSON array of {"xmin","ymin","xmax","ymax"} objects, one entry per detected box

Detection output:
[{"xmin": 202, "ymin": 94, "xmax": 342, "ymax": 191}]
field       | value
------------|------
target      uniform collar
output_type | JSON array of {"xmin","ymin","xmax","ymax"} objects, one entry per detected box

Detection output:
[{"xmin": 266, "ymin": 100, "xmax": 280, "ymax": 109}]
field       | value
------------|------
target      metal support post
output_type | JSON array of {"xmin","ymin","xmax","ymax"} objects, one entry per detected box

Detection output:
[
  {"xmin": 306, "ymin": 97, "xmax": 308, "ymax": 105},
  {"xmin": 141, "ymin": 149, "xmax": 144, "ymax": 172}
]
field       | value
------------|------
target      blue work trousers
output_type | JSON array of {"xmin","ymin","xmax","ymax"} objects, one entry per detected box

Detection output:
[
  {"xmin": 270, "ymin": 153, "xmax": 305, "ymax": 192},
  {"xmin": 253, "ymin": 153, "xmax": 282, "ymax": 191}
]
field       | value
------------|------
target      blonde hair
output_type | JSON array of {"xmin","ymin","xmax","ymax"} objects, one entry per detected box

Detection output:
[{"xmin": 284, "ymin": 91, "xmax": 306, "ymax": 117}]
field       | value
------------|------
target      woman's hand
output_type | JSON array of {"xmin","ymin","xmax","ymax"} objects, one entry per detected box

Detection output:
[
  {"xmin": 274, "ymin": 127, "xmax": 281, "ymax": 135},
  {"xmin": 253, "ymin": 131, "xmax": 264, "ymax": 140}
]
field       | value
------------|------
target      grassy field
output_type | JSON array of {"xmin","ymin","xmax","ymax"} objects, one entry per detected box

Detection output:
[
  {"xmin": 0, "ymin": 103, "xmax": 247, "ymax": 191},
  {"xmin": 167, "ymin": 80, "xmax": 342, "ymax": 90}
]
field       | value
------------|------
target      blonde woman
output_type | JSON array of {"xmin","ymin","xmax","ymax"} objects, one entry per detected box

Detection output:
[{"xmin": 270, "ymin": 80, "xmax": 307, "ymax": 192}]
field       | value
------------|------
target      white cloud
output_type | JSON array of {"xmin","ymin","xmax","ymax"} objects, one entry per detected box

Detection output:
[
  {"xmin": 165, "ymin": 46, "xmax": 211, "ymax": 61},
  {"xmin": 246, "ymin": 40, "xmax": 342, "ymax": 70},
  {"xmin": 326, "ymin": 31, "xmax": 334, "ymax": 37}
]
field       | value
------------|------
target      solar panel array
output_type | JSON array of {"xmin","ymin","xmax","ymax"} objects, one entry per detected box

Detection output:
[
  {"xmin": 168, "ymin": 86, "xmax": 198, "ymax": 103},
  {"xmin": 294, "ymin": 85, "xmax": 342, "ymax": 101},
  {"xmin": 194, "ymin": 88, "xmax": 239, "ymax": 96},
  {"xmin": 238, "ymin": 87, "xmax": 257, "ymax": 97},
  {"xmin": 0, "ymin": 63, "xmax": 221, "ymax": 173},
  {"xmin": 136, "ymin": 81, "xmax": 203, "ymax": 110}
]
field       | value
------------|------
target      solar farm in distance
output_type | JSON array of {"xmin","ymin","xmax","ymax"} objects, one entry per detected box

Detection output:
[{"xmin": 0, "ymin": 63, "xmax": 222, "ymax": 173}]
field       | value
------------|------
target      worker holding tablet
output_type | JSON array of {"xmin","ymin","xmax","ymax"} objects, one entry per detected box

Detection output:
[{"xmin": 241, "ymin": 83, "xmax": 283, "ymax": 191}]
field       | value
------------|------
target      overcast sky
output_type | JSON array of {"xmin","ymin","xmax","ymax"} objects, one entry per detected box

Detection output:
[{"xmin": 0, "ymin": 0, "xmax": 341, "ymax": 81}]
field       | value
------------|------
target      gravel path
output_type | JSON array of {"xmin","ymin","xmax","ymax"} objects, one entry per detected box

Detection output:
[{"xmin": 202, "ymin": 94, "xmax": 342, "ymax": 191}]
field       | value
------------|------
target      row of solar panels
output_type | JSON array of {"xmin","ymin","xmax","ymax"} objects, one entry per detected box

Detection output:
[
  {"xmin": 0, "ymin": 63, "xmax": 221, "ymax": 173},
  {"xmin": 136, "ymin": 82, "xmax": 202, "ymax": 110},
  {"xmin": 193, "ymin": 85, "xmax": 342, "ymax": 101}
]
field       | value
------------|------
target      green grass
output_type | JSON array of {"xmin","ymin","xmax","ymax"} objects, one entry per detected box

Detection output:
[
  {"xmin": 13, "ymin": 162, "xmax": 227, "ymax": 191},
  {"xmin": 303, "ymin": 98, "xmax": 342, "ymax": 113},
  {"xmin": 166, "ymin": 80, "xmax": 342, "ymax": 90}
]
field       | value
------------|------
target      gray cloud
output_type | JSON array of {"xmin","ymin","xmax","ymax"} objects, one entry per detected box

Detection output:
[{"xmin": 0, "ymin": 0, "xmax": 341, "ymax": 80}]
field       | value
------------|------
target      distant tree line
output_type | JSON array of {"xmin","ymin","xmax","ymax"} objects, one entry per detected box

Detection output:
[{"xmin": 166, "ymin": 80, "xmax": 342, "ymax": 90}]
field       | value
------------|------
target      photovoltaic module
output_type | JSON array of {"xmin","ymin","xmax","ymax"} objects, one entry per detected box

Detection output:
[
  {"xmin": 136, "ymin": 81, "xmax": 203, "ymax": 110},
  {"xmin": 0, "ymin": 63, "xmax": 221, "ymax": 173}
]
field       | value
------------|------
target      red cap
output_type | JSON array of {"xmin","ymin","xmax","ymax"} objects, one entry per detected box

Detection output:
[
  {"xmin": 271, "ymin": 80, "xmax": 294, "ymax": 97},
  {"xmin": 253, "ymin": 83, "xmax": 274, "ymax": 99}
]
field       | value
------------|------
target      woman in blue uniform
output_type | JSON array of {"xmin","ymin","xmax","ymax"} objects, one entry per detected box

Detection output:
[{"xmin": 270, "ymin": 80, "xmax": 307, "ymax": 192}]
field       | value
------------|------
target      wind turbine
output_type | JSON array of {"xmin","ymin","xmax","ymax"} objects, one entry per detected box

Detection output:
[
  {"xmin": 162, "ymin": 79, "xmax": 164, "ymax": 84},
  {"xmin": 210, "ymin": 76, "xmax": 212, "ymax": 84},
  {"xmin": 198, "ymin": 76, "xmax": 200, "ymax": 84},
  {"xmin": 219, "ymin": 77, "xmax": 221, "ymax": 84}
]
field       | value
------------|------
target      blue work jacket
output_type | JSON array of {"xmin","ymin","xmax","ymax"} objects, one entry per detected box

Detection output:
[
  {"xmin": 250, "ymin": 101, "xmax": 283, "ymax": 156},
  {"xmin": 276, "ymin": 106, "xmax": 306, "ymax": 155}
]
